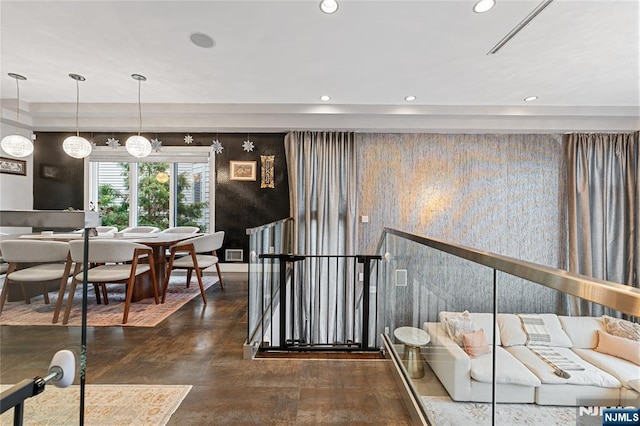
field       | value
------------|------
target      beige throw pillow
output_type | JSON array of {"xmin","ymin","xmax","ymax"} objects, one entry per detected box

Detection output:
[
  {"xmin": 595, "ymin": 330, "xmax": 640, "ymax": 365},
  {"xmin": 602, "ymin": 315, "xmax": 640, "ymax": 341},
  {"xmin": 441, "ymin": 311, "xmax": 475, "ymax": 346}
]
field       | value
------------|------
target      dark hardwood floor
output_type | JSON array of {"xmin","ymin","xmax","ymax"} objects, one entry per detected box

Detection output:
[{"xmin": 0, "ymin": 272, "xmax": 414, "ymax": 425}]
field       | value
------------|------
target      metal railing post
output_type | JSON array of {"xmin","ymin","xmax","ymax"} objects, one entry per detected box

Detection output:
[{"xmin": 358, "ymin": 255, "xmax": 382, "ymax": 349}]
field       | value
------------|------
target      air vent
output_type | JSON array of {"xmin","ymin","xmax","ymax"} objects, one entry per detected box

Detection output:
[{"xmin": 225, "ymin": 249, "xmax": 243, "ymax": 262}]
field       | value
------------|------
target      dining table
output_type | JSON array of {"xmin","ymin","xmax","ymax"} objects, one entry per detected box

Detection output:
[{"xmin": 14, "ymin": 231, "xmax": 201, "ymax": 302}]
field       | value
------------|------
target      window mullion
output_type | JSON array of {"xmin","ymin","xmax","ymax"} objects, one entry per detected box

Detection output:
[
  {"xmin": 130, "ymin": 164, "xmax": 138, "ymax": 226},
  {"xmin": 169, "ymin": 163, "xmax": 176, "ymax": 227}
]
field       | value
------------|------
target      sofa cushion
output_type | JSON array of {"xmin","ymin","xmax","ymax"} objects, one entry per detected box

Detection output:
[
  {"xmin": 469, "ymin": 347, "xmax": 541, "ymax": 387},
  {"xmin": 506, "ymin": 346, "xmax": 620, "ymax": 387},
  {"xmin": 602, "ymin": 315, "xmax": 640, "ymax": 341},
  {"xmin": 573, "ymin": 348, "xmax": 640, "ymax": 389},
  {"xmin": 498, "ymin": 314, "xmax": 572, "ymax": 348},
  {"xmin": 462, "ymin": 329, "xmax": 491, "ymax": 358},
  {"xmin": 595, "ymin": 331, "xmax": 640, "ymax": 365},
  {"xmin": 468, "ymin": 313, "xmax": 501, "ymax": 346},
  {"xmin": 558, "ymin": 315, "xmax": 603, "ymax": 349}
]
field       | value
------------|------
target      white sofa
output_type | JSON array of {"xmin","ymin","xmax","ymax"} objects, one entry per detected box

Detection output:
[{"xmin": 423, "ymin": 313, "xmax": 640, "ymax": 406}]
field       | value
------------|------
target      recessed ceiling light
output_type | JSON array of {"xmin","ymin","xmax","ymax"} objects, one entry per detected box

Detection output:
[
  {"xmin": 404, "ymin": 95, "xmax": 416, "ymax": 102},
  {"xmin": 320, "ymin": 0, "xmax": 339, "ymax": 14},
  {"xmin": 524, "ymin": 96, "xmax": 539, "ymax": 102},
  {"xmin": 473, "ymin": 0, "xmax": 496, "ymax": 13},
  {"xmin": 320, "ymin": 95, "xmax": 331, "ymax": 102},
  {"xmin": 190, "ymin": 32, "xmax": 215, "ymax": 49}
]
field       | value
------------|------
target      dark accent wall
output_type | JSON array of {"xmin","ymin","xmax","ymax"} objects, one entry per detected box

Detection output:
[
  {"xmin": 33, "ymin": 132, "xmax": 85, "ymax": 211},
  {"xmin": 32, "ymin": 132, "xmax": 290, "ymax": 261}
]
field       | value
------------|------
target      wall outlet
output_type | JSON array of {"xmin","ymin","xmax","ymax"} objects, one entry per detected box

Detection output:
[
  {"xmin": 385, "ymin": 327, "xmax": 390, "ymax": 335},
  {"xmin": 361, "ymin": 215, "xmax": 369, "ymax": 223},
  {"xmin": 358, "ymin": 272, "xmax": 364, "ymax": 282}
]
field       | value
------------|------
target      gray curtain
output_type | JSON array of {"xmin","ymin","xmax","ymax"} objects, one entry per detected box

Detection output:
[
  {"xmin": 565, "ymin": 132, "xmax": 639, "ymax": 316},
  {"xmin": 284, "ymin": 131, "xmax": 358, "ymax": 345}
]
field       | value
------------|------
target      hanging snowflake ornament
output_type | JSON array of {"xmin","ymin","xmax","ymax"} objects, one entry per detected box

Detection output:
[
  {"xmin": 151, "ymin": 138, "xmax": 163, "ymax": 152},
  {"xmin": 211, "ymin": 139, "xmax": 224, "ymax": 154},
  {"xmin": 184, "ymin": 134, "xmax": 194, "ymax": 145},
  {"xmin": 242, "ymin": 140, "xmax": 254, "ymax": 152},
  {"xmin": 106, "ymin": 137, "xmax": 120, "ymax": 149}
]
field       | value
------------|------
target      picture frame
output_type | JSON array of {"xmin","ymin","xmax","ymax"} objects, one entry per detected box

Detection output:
[
  {"xmin": 0, "ymin": 157, "xmax": 27, "ymax": 176},
  {"xmin": 260, "ymin": 155, "xmax": 275, "ymax": 188},
  {"xmin": 229, "ymin": 160, "xmax": 257, "ymax": 181}
]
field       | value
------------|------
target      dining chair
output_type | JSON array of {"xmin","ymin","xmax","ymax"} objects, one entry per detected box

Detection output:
[
  {"xmin": 120, "ymin": 226, "xmax": 160, "ymax": 233},
  {"xmin": 96, "ymin": 226, "xmax": 118, "ymax": 234},
  {"xmin": 0, "ymin": 240, "xmax": 72, "ymax": 316},
  {"xmin": 161, "ymin": 226, "xmax": 200, "ymax": 234},
  {"xmin": 161, "ymin": 231, "xmax": 224, "ymax": 304},
  {"xmin": 59, "ymin": 239, "xmax": 159, "ymax": 325}
]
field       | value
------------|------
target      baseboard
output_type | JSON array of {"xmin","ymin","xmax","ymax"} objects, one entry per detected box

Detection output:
[
  {"xmin": 200, "ymin": 263, "xmax": 247, "ymax": 274},
  {"xmin": 218, "ymin": 263, "xmax": 248, "ymax": 273}
]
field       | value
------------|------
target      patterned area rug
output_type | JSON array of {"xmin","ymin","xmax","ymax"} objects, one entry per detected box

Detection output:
[
  {"xmin": 0, "ymin": 276, "xmax": 219, "ymax": 327},
  {"xmin": 421, "ymin": 396, "xmax": 576, "ymax": 426},
  {"xmin": 0, "ymin": 384, "xmax": 191, "ymax": 425}
]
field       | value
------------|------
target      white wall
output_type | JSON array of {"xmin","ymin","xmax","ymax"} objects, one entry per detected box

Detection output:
[{"xmin": 0, "ymin": 122, "xmax": 33, "ymax": 234}]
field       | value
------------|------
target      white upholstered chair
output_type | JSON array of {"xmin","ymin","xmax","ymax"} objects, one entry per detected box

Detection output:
[
  {"xmin": 120, "ymin": 226, "xmax": 160, "ymax": 233},
  {"xmin": 161, "ymin": 226, "xmax": 199, "ymax": 234},
  {"xmin": 59, "ymin": 239, "xmax": 159, "ymax": 325},
  {"xmin": 0, "ymin": 240, "xmax": 72, "ymax": 316},
  {"xmin": 162, "ymin": 231, "xmax": 224, "ymax": 304},
  {"xmin": 96, "ymin": 226, "xmax": 118, "ymax": 234}
]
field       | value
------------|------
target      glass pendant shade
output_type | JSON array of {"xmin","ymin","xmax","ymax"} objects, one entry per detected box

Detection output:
[
  {"xmin": 1, "ymin": 134, "xmax": 33, "ymax": 158},
  {"xmin": 64, "ymin": 74, "xmax": 91, "ymax": 159},
  {"xmin": 126, "ymin": 135, "xmax": 152, "ymax": 158},
  {"xmin": 2, "ymin": 73, "xmax": 33, "ymax": 158},
  {"xmin": 63, "ymin": 135, "xmax": 92, "ymax": 159}
]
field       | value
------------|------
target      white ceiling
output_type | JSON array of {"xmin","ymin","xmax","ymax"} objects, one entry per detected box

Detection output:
[{"xmin": 1, "ymin": 0, "xmax": 638, "ymax": 133}]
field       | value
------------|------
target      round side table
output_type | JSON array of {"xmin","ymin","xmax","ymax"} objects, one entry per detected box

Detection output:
[{"xmin": 394, "ymin": 326, "xmax": 431, "ymax": 379}]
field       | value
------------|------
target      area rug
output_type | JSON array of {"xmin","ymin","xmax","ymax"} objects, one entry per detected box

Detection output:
[
  {"xmin": 0, "ymin": 276, "xmax": 219, "ymax": 327},
  {"xmin": 0, "ymin": 384, "xmax": 191, "ymax": 425},
  {"xmin": 421, "ymin": 396, "xmax": 576, "ymax": 426}
]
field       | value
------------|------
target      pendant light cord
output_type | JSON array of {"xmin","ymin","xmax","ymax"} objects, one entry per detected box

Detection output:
[
  {"xmin": 137, "ymin": 79, "xmax": 143, "ymax": 136},
  {"xmin": 15, "ymin": 78, "xmax": 21, "ymax": 134},
  {"xmin": 75, "ymin": 79, "xmax": 80, "ymax": 137}
]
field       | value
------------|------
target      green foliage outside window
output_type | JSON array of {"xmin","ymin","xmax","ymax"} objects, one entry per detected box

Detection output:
[{"xmin": 98, "ymin": 162, "xmax": 207, "ymax": 231}]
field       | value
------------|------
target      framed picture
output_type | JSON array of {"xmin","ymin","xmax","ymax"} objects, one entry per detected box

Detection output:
[
  {"xmin": 230, "ymin": 160, "xmax": 257, "ymax": 181},
  {"xmin": 0, "ymin": 157, "xmax": 27, "ymax": 176},
  {"xmin": 260, "ymin": 155, "xmax": 275, "ymax": 188}
]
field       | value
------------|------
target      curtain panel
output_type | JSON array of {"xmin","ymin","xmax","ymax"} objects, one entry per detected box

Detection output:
[
  {"xmin": 565, "ymin": 132, "xmax": 639, "ymax": 316},
  {"xmin": 284, "ymin": 131, "xmax": 358, "ymax": 345}
]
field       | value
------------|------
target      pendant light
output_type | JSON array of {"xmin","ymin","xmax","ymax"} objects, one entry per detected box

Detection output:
[
  {"xmin": 0, "ymin": 73, "xmax": 34, "ymax": 158},
  {"xmin": 62, "ymin": 74, "xmax": 92, "ymax": 159},
  {"xmin": 125, "ymin": 74, "xmax": 152, "ymax": 158}
]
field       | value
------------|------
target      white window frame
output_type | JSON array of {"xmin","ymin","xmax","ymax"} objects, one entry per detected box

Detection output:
[{"xmin": 84, "ymin": 146, "xmax": 215, "ymax": 231}]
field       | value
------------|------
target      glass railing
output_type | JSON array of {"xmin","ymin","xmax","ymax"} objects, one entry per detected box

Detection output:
[
  {"xmin": 378, "ymin": 228, "xmax": 640, "ymax": 425},
  {"xmin": 245, "ymin": 217, "xmax": 293, "ymax": 354}
]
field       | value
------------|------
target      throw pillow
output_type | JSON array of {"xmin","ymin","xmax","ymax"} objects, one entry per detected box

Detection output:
[
  {"xmin": 462, "ymin": 329, "xmax": 491, "ymax": 358},
  {"xmin": 445, "ymin": 313, "xmax": 475, "ymax": 346},
  {"xmin": 595, "ymin": 330, "xmax": 640, "ymax": 365},
  {"xmin": 602, "ymin": 315, "xmax": 640, "ymax": 341}
]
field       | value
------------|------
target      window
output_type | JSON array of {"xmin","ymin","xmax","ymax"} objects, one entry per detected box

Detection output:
[{"xmin": 86, "ymin": 147, "xmax": 214, "ymax": 232}]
